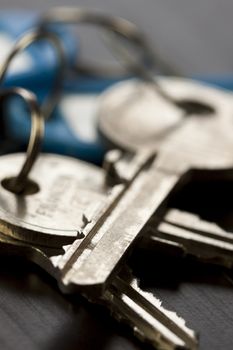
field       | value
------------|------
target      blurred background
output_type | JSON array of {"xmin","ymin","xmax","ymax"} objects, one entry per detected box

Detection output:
[{"xmin": 0, "ymin": 0, "xmax": 232, "ymax": 76}]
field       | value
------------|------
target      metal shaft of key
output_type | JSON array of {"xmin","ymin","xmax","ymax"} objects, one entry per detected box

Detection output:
[{"xmin": 59, "ymin": 151, "xmax": 180, "ymax": 295}]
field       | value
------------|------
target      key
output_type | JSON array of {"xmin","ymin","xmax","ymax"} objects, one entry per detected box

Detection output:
[
  {"xmin": 0, "ymin": 150, "xmax": 162, "ymax": 293},
  {"xmin": 0, "ymin": 231, "xmax": 198, "ymax": 350},
  {"xmin": 97, "ymin": 76, "xmax": 233, "ymax": 264},
  {"xmin": 104, "ymin": 150, "xmax": 233, "ymax": 269}
]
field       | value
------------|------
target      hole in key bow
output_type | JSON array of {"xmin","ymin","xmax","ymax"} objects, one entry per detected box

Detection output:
[
  {"xmin": 1, "ymin": 177, "xmax": 40, "ymax": 195},
  {"xmin": 175, "ymin": 99, "xmax": 215, "ymax": 116}
]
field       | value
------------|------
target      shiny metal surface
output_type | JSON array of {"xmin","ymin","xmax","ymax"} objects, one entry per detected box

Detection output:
[
  {"xmin": 98, "ymin": 77, "xmax": 232, "ymax": 152},
  {"xmin": 98, "ymin": 77, "xmax": 233, "ymax": 269},
  {"xmin": 0, "ymin": 88, "xmax": 44, "ymax": 194},
  {"xmin": 0, "ymin": 153, "xmax": 109, "ymax": 244}
]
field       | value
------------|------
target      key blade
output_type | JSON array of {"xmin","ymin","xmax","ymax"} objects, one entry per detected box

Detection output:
[
  {"xmin": 165, "ymin": 209, "xmax": 233, "ymax": 243},
  {"xmin": 60, "ymin": 166, "xmax": 179, "ymax": 296},
  {"xmin": 159, "ymin": 222, "xmax": 233, "ymax": 268},
  {"xmin": 142, "ymin": 209, "xmax": 233, "ymax": 268},
  {"xmin": 104, "ymin": 270, "xmax": 198, "ymax": 350}
]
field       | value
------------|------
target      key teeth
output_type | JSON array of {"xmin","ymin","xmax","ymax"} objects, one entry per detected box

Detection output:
[
  {"xmin": 107, "ymin": 268, "xmax": 198, "ymax": 350},
  {"xmin": 132, "ymin": 276, "xmax": 198, "ymax": 350},
  {"xmin": 109, "ymin": 305, "xmax": 197, "ymax": 350},
  {"xmin": 132, "ymin": 277, "xmax": 197, "ymax": 338}
]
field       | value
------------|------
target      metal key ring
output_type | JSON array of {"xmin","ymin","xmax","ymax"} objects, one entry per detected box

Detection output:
[
  {"xmin": 40, "ymin": 8, "xmax": 211, "ymax": 116},
  {"xmin": 0, "ymin": 29, "xmax": 66, "ymax": 119},
  {"xmin": 0, "ymin": 87, "xmax": 44, "ymax": 194},
  {"xmin": 39, "ymin": 7, "xmax": 166, "ymax": 79}
]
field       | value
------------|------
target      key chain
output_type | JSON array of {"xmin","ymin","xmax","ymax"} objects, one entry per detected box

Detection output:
[
  {"xmin": 4, "ymin": 8, "xmax": 161, "ymax": 164},
  {"xmin": 0, "ymin": 28, "xmax": 67, "ymax": 153}
]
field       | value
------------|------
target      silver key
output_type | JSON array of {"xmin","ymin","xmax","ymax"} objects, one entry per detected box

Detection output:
[
  {"xmin": 0, "ymin": 232, "xmax": 198, "ymax": 350},
  {"xmin": 0, "ymin": 150, "xmax": 163, "ymax": 296},
  {"xmin": 97, "ymin": 77, "xmax": 233, "ymax": 266}
]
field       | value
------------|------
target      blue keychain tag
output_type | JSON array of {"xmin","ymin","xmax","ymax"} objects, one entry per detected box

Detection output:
[
  {"xmin": 3, "ymin": 76, "xmax": 122, "ymax": 165},
  {"xmin": 0, "ymin": 10, "xmax": 78, "ymax": 89}
]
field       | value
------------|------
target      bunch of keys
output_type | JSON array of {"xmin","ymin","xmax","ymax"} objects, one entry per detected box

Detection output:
[
  {"xmin": 0, "ymin": 7, "xmax": 233, "ymax": 350},
  {"xmin": 0, "ymin": 75, "xmax": 233, "ymax": 350},
  {"xmin": 0, "ymin": 88, "xmax": 198, "ymax": 350}
]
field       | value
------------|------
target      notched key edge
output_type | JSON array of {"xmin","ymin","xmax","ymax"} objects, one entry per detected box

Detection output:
[{"xmin": 103, "ymin": 269, "xmax": 198, "ymax": 350}]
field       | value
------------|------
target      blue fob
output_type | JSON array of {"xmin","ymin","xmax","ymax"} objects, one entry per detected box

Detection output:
[
  {"xmin": 4, "ymin": 76, "xmax": 122, "ymax": 165},
  {"xmin": 0, "ymin": 10, "xmax": 78, "ymax": 90}
]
